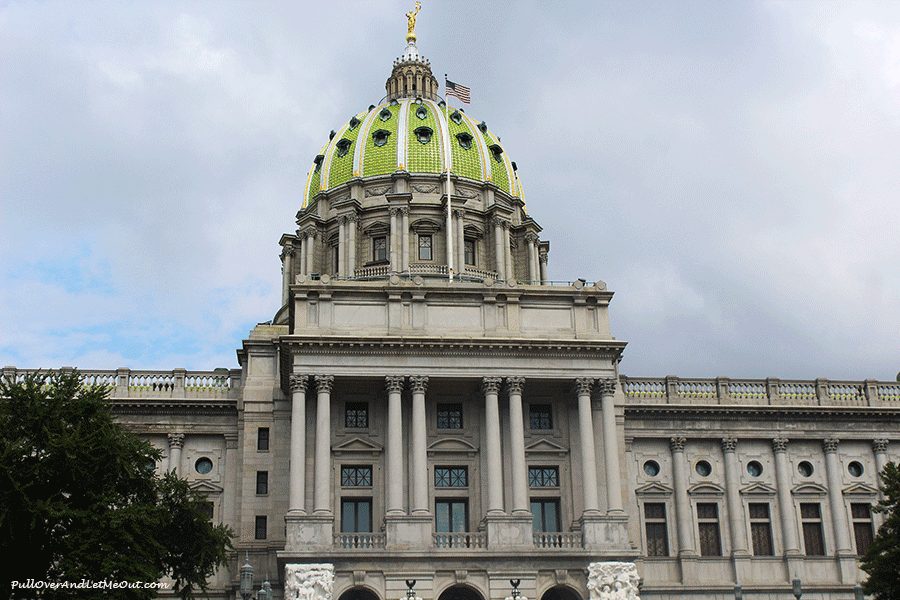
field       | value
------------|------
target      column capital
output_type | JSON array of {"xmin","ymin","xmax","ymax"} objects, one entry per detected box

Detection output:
[
  {"xmin": 452, "ymin": 208, "xmax": 465, "ymax": 218},
  {"xmin": 400, "ymin": 206, "xmax": 410, "ymax": 216},
  {"xmin": 481, "ymin": 376, "xmax": 502, "ymax": 394},
  {"xmin": 168, "ymin": 432, "xmax": 185, "ymax": 449},
  {"xmin": 281, "ymin": 244, "xmax": 295, "ymax": 259},
  {"xmin": 574, "ymin": 377, "xmax": 594, "ymax": 396},
  {"xmin": 873, "ymin": 438, "xmax": 890, "ymax": 453},
  {"xmin": 389, "ymin": 207, "xmax": 402, "ymax": 217},
  {"xmin": 223, "ymin": 432, "xmax": 239, "ymax": 449},
  {"xmin": 721, "ymin": 437, "xmax": 738, "ymax": 453},
  {"xmin": 385, "ymin": 375, "xmax": 405, "ymax": 393},
  {"xmin": 314, "ymin": 374, "xmax": 334, "ymax": 393},
  {"xmin": 772, "ymin": 437, "xmax": 789, "ymax": 453},
  {"xmin": 823, "ymin": 438, "xmax": 840, "ymax": 453},
  {"xmin": 409, "ymin": 375, "xmax": 429, "ymax": 393},
  {"xmin": 539, "ymin": 251, "xmax": 549, "ymax": 264},
  {"xmin": 289, "ymin": 374, "xmax": 309, "ymax": 393},
  {"xmin": 598, "ymin": 378, "xmax": 617, "ymax": 396},
  {"xmin": 506, "ymin": 376, "xmax": 525, "ymax": 395},
  {"xmin": 670, "ymin": 436, "xmax": 686, "ymax": 452},
  {"xmin": 524, "ymin": 232, "xmax": 539, "ymax": 243}
]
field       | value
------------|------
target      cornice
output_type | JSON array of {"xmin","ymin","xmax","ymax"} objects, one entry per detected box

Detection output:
[
  {"xmin": 624, "ymin": 404, "xmax": 900, "ymax": 420},
  {"xmin": 112, "ymin": 399, "xmax": 237, "ymax": 416}
]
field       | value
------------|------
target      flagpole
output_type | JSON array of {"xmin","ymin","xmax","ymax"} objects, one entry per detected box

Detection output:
[{"xmin": 444, "ymin": 75, "xmax": 454, "ymax": 283}]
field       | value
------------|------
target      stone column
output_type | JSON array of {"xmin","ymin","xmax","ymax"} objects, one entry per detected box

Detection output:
[
  {"xmin": 281, "ymin": 243, "xmax": 294, "ymax": 305},
  {"xmin": 389, "ymin": 208, "xmax": 399, "ymax": 271},
  {"xmin": 313, "ymin": 375, "xmax": 334, "ymax": 514},
  {"xmin": 525, "ymin": 234, "xmax": 538, "ymax": 282},
  {"xmin": 575, "ymin": 378, "xmax": 600, "ymax": 514},
  {"xmin": 222, "ymin": 433, "xmax": 239, "ymax": 526},
  {"xmin": 305, "ymin": 231, "xmax": 316, "ymax": 275},
  {"xmin": 385, "ymin": 376, "xmax": 406, "ymax": 515},
  {"xmin": 670, "ymin": 435, "xmax": 695, "ymax": 555},
  {"xmin": 167, "ymin": 433, "xmax": 184, "ymax": 474},
  {"xmin": 493, "ymin": 218, "xmax": 505, "ymax": 277},
  {"xmin": 337, "ymin": 218, "xmax": 346, "ymax": 276},
  {"xmin": 409, "ymin": 376, "xmax": 429, "ymax": 515},
  {"xmin": 873, "ymin": 439, "xmax": 889, "ymax": 481},
  {"xmin": 539, "ymin": 250, "xmax": 548, "ymax": 284},
  {"xmin": 722, "ymin": 437, "xmax": 749, "ymax": 555},
  {"xmin": 455, "ymin": 209, "xmax": 465, "ymax": 274},
  {"xmin": 347, "ymin": 215, "xmax": 357, "ymax": 277},
  {"xmin": 503, "ymin": 222, "xmax": 514, "ymax": 281},
  {"xmin": 288, "ymin": 374, "xmax": 308, "ymax": 514},
  {"xmin": 482, "ymin": 377, "xmax": 504, "ymax": 515},
  {"xmin": 772, "ymin": 437, "xmax": 800, "ymax": 555},
  {"xmin": 401, "ymin": 207, "xmax": 410, "ymax": 272},
  {"xmin": 599, "ymin": 379, "xmax": 624, "ymax": 514},
  {"xmin": 506, "ymin": 376, "xmax": 529, "ymax": 514},
  {"xmin": 823, "ymin": 438, "xmax": 852, "ymax": 554}
]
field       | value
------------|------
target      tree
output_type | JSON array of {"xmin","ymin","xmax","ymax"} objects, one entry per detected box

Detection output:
[
  {"xmin": 0, "ymin": 371, "xmax": 233, "ymax": 599},
  {"xmin": 861, "ymin": 461, "xmax": 900, "ymax": 600}
]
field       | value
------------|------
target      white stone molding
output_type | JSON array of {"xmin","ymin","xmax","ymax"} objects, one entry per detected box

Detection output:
[
  {"xmin": 284, "ymin": 564, "xmax": 334, "ymax": 600},
  {"xmin": 587, "ymin": 562, "xmax": 641, "ymax": 600}
]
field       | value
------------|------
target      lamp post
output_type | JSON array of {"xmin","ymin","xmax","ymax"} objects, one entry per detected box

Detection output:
[
  {"xmin": 239, "ymin": 553, "xmax": 254, "ymax": 600},
  {"xmin": 791, "ymin": 578, "xmax": 802, "ymax": 600},
  {"xmin": 257, "ymin": 580, "xmax": 272, "ymax": 600}
]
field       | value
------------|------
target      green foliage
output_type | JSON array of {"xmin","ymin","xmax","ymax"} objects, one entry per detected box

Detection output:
[
  {"xmin": 0, "ymin": 371, "xmax": 233, "ymax": 599},
  {"xmin": 862, "ymin": 462, "xmax": 900, "ymax": 600}
]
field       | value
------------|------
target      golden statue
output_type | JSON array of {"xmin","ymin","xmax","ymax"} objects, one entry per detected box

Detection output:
[{"xmin": 406, "ymin": 1, "xmax": 422, "ymax": 43}]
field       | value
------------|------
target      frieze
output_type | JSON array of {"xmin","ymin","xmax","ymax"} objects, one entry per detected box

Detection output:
[
  {"xmin": 411, "ymin": 184, "xmax": 439, "ymax": 194},
  {"xmin": 364, "ymin": 185, "xmax": 393, "ymax": 197}
]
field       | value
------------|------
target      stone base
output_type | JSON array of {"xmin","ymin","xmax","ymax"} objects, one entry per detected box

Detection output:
[
  {"xmin": 482, "ymin": 513, "xmax": 534, "ymax": 549},
  {"xmin": 384, "ymin": 513, "xmax": 433, "ymax": 550},
  {"xmin": 285, "ymin": 563, "xmax": 334, "ymax": 600},
  {"xmin": 580, "ymin": 513, "xmax": 633, "ymax": 553},
  {"xmin": 587, "ymin": 562, "xmax": 640, "ymax": 600},
  {"xmin": 285, "ymin": 513, "xmax": 334, "ymax": 552}
]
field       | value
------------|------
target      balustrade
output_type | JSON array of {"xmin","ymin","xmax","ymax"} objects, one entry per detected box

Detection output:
[
  {"xmin": 334, "ymin": 533, "xmax": 385, "ymax": 549},
  {"xmin": 533, "ymin": 531, "xmax": 582, "ymax": 549},
  {"xmin": 433, "ymin": 532, "xmax": 486, "ymax": 549}
]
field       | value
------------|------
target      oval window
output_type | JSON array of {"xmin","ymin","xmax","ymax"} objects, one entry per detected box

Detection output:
[
  {"xmin": 372, "ymin": 130, "xmax": 391, "ymax": 147},
  {"xmin": 450, "ymin": 110, "xmax": 463, "ymax": 125},
  {"xmin": 848, "ymin": 461, "xmax": 864, "ymax": 477},
  {"xmin": 798, "ymin": 461, "xmax": 814, "ymax": 477},
  {"xmin": 195, "ymin": 457, "xmax": 213, "ymax": 474},
  {"xmin": 348, "ymin": 116, "xmax": 361, "ymax": 130},
  {"xmin": 415, "ymin": 105, "xmax": 428, "ymax": 120},
  {"xmin": 747, "ymin": 460, "xmax": 763, "ymax": 477},
  {"xmin": 414, "ymin": 126, "xmax": 433, "ymax": 144},
  {"xmin": 456, "ymin": 132, "xmax": 473, "ymax": 150},
  {"xmin": 379, "ymin": 108, "xmax": 392, "ymax": 122},
  {"xmin": 335, "ymin": 138, "xmax": 352, "ymax": 157},
  {"xmin": 643, "ymin": 460, "xmax": 660, "ymax": 477},
  {"xmin": 695, "ymin": 460, "xmax": 712, "ymax": 477}
]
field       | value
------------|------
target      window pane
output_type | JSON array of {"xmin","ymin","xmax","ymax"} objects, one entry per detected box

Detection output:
[
  {"xmin": 854, "ymin": 522, "xmax": 874, "ymax": 556},
  {"xmin": 451, "ymin": 501, "xmax": 467, "ymax": 532},
  {"xmin": 646, "ymin": 522, "xmax": 669, "ymax": 557},
  {"xmin": 748, "ymin": 502, "xmax": 769, "ymax": 520},
  {"xmin": 464, "ymin": 240, "xmax": 475, "ymax": 266},
  {"xmin": 418, "ymin": 235, "xmax": 432, "ymax": 260},
  {"xmin": 341, "ymin": 466, "xmax": 373, "ymax": 487},
  {"xmin": 435, "ymin": 466, "xmax": 468, "ymax": 488},
  {"xmin": 344, "ymin": 402, "xmax": 369, "ymax": 428},
  {"xmin": 802, "ymin": 522, "xmax": 825, "ymax": 556},
  {"xmin": 800, "ymin": 503, "xmax": 821, "ymax": 519},
  {"xmin": 256, "ymin": 471, "xmax": 268, "ymax": 495},
  {"xmin": 257, "ymin": 427, "xmax": 269, "ymax": 451},
  {"xmin": 532, "ymin": 499, "xmax": 560, "ymax": 532},
  {"xmin": 529, "ymin": 404, "xmax": 553, "ymax": 429},
  {"xmin": 751, "ymin": 522, "xmax": 774, "ymax": 556},
  {"xmin": 528, "ymin": 466, "xmax": 560, "ymax": 488},
  {"xmin": 697, "ymin": 503, "xmax": 718, "ymax": 520},
  {"xmin": 851, "ymin": 503, "xmax": 871, "ymax": 519},
  {"xmin": 644, "ymin": 502, "xmax": 666, "ymax": 520},
  {"xmin": 699, "ymin": 522, "xmax": 722, "ymax": 556},
  {"xmin": 255, "ymin": 516, "xmax": 267, "ymax": 540},
  {"xmin": 437, "ymin": 403, "xmax": 463, "ymax": 429},
  {"xmin": 358, "ymin": 500, "xmax": 371, "ymax": 532},
  {"xmin": 435, "ymin": 501, "xmax": 450, "ymax": 532},
  {"xmin": 341, "ymin": 501, "xmax": 356, "ymax": 532},
  {"xmin": 374, "ymin": 237, "xmax": 387, "ymax": 262}
]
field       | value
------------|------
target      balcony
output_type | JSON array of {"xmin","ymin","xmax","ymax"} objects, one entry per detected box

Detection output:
[
  {"xmin": 334, "ymin": 533, "xmax": 386, "ymax": 549},
  {"xmin": 432, "ymin": 531, "xmax": 487, "ymax": 549}
]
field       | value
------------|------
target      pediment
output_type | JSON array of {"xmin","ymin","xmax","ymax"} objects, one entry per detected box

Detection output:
[
  {"xmin": 411, "ymin": 218, "xmax": 442, "ymax": 234},
  {"xmin": 463, "ymin": 224, "xmax": 485, "ymax": 239},
  {"xmin": 362, "ymin": 220, "xmax": 389, "ymax": 235},
  {"xmin": 792, "ymin": 482, "xmax": 829, "ymax": 496},
  {"xmin": 740, "ymin": 482, "xmax": 778, "ymax": 496},
  {"xmin": 427, "ymin": 437, "xmax": 478, "ymax": 455},
  {"xmin": 333, "ymin": 437, "xmax": 383, "ymax": 455},
  {"xmin": 634, "ymin": 481, "xmax": 674, "ymax": 496},
  {"xmin": 525, "ymin": 438, "xmax": 568, "ymax": 455},
  {"xmin": 843, "ymin": 482, "xmax": 880, "ymax": 496},
  {"xmin": 688, "ymin": 482, "xmax": 725, "ymax": 497},
  {"xmin": 189, "ymin": 480, "xmax": 224, "ymax": 494}
]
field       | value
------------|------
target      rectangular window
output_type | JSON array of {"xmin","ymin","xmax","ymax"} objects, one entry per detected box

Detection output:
[
  {"xmin": 531, "ymin": 498, "xmax": 561, "ymax": 533},
  {"xmin": 529, "ymin": 404, "xmax": 553, "ymax": 430},
  {"xmin": 644, "ymin": 502, "xmax": 669, "ymax": 557},
  {"xmin": 437, "ymin": 403, "xmax": 463, "ymax": 429},
  {"xmin": 748, "ymin": 502, "xmax": 774, "ymax": 556},
  {"xmin": 331, "ymin": 243, "xmax": 339, "ymax": 274},
  {"xmin": 697, "ymin": 502, "xmax": 722, "ymax": 556},
  {"xmin": 201, "ymin": 501, "xmax": 214, "ymax": 521},
  {"xmin": 254, "ymin": 515, "xmax": 267, "ymax": 540},
  {"xmin": 257, "ymin": 427, "xmax": 269, "ymax": 452},
  {"xmin": 528, "ymin": 466, "xmax": 560, "ymax": 488},
  {"xmin": 800, "ymin": 502, "xmax": 826, "ymax": 556},
  {"xmin": 341, "ymin": 465, "xmax": 373, "ymax": 487},
  {"xmin": 373, "ymin": 236, "xmax": 387, "ymax": 262},
  {"xmin": 851, "ymin": 503, "xmax": 874, "ymax": 556},
  {"xmin": 341, "ymin": 498, "xmax": 372, "ymax": 533},
  {"xmin": 418, "ymin": 234, "xmax": 433, "ymax": 260},
  {"xmin": 435, "ymin": 466, "xmax": 468, "ymax": 488},
  {"xmin": 464, "ymin": 239, "xmax": 475, "ymax": 266},
  {"xmin": 435, "ymin": 499, "xmax": 469, "ymax": 533},
  {"xmin": 256, "ymin": 471, "xmax": 268, "ymax": 495},
  {"xmin": 344, "ymin": 402, "xmax": 369, "ymax": 429}
]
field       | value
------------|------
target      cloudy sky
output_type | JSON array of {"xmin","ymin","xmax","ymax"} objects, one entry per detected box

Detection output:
[{"xmin": 1, "ymin": 1, "xmax": 897, "ymax": 380}]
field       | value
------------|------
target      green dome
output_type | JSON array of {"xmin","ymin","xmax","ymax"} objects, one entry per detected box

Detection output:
[{"xmin": 303, "ymin": 98, "xmax": 523, "ymax": 207}]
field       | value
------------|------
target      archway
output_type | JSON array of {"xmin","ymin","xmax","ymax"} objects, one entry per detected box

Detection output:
[
  {"xmin": 437, "ymin": 585, "xmax": 485, "ymax": 600},
  {"xmin": 541, "ymin": 586, "xmax": 582, "ymax": 600},
  {"xmin": 338, "ymin": 587, "xmax": 381, "ymax": 600}
]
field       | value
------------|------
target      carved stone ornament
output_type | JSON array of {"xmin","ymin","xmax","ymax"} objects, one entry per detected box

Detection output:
[
  {"xmin": 873, "ymin": 439, "xmax": 890, "ymax": 453},
  {"xmin": 412, "ymin": 184, "xmax": 439, "ymax": 194},
  {"xmin": 598, "ymin": 378, "xmax": 617, "ymax": 396},
  {"xmin": 167, "ymin": 433, "xmax": 185, "ymax": 449},
  {"xmin": 823, "ymin": 438, "xmax": 840, "ymax": 453},
  {"xmin": 669, "ymin": 436, "xmax": 686, "ymax": 453},
  {"xmin": 482, "ymin": 377, "xmax": 502, "ymax": 395},
  {"xmin": 506, "ymin": 376, "xmax": 525, "ymax": 395},
  {"xmin": 289, "ymin": 374, "xmax": 308, "ymax": 393},
  {"xmin": 385, "ymin": 375, "xmax": 405, "ymax": 393},
  {"xmin": 721, "ymin": 437, "xmax": 738, "ymax": 453},
  {"xmin": 284, "ymin": 563, "xmax": 334, "ymax": 600},
  {"xmin": 575, "ymin": 377, "xmax": 594, "ymax": 396},
  {"xmin": 314, "ymin": 375, "xmax": 335, "ymax": 393},
  {"xmin": 365, "ymin": 185, "xmax": 392, "ymax": 197},
  {"xmin": 409, "ymin": 375, "xmax": 429, "ymax": 393},
  {"xmin": 587, "ymin": 561, "xmax": 641, "ymax": 600},
  {"xmin": 539, "ymin": 251, "xmax": 549, "ymax": 264},
  {"xmin": 772, "ymin": 437, "xmax": 789, "ymax": 453}
]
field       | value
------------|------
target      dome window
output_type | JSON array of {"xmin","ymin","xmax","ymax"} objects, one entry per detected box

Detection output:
[
  {"xmin": 450, "ymin": 110, "xmax": 463, "ymax": 125},
  {"xmin": 329, "ymin": 129, "xmax": 336, "ymax": 140},
  {"xmin": 390, "ymin": 99, "xmax": 399, "ymax": 106},
  {"xmin": 379, "ymin": 108, "xmax": 392, "ymax": 122},
  {"xmin": 438, "ymin": 100, "xmax": 446, "ymax": 109},
  {"xmin": 456, "ymin": 132, "xmax": 473, "ymax": 150},
  {"xmin": 414, "ymin": 126, "xmax": 433, "ymax": 144},
  {"xmin": 372, "ymin": 129, "xmax": 391, "ymax": 147},
  {"xmin": 335, "ymin": 138, "xmax": 352, "ymax": 157},
  {"xmin": 368, "ymin": 104, "xmax": 376, "ymax": 111},
  {"xmin": 477, "ymin": 121, "xmax": 488, "ymax": 134},
  {"xmin": 415, "ymin": 105, "xmax": 428, "ymax": 120},
  {"xmin": 348, "ymin": 116, "xmax": 361, "ymax": 130},
  {"xmin": 313, "ymin": 154, "xmax": 325, "ymax": 172},
  {"xmin": 489, "ymin": 143, "xmax": 504, "ymax": 163}
]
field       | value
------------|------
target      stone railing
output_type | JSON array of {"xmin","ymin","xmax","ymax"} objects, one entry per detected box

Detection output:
[
  {"xmin": 1, "ymin": 367, "xmax": 241, "ymax": 400},
  {"xmin": 621, "ymin": 375, "xmax": 900, "ymax": 408},
  {"xmin": 533, "ymin": 531, "xmax": 583, "ymax": 549},
  {"xmin": 433, "ymin": 531, "xmax": 487, "ymax": 549},
  {"xmin": 353, "ymin": 264, "xmax": 391, "ymax": 279},
  {"xmin": 334, "ymin": 533, "xmax": 386, "ymax": 549}
]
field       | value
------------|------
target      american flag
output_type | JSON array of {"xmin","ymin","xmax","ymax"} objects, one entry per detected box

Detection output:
[{"xmin": 445, "ymin": 78, "xmax": 471, "ymax": 104}]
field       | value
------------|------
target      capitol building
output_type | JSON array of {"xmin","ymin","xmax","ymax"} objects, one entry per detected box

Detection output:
[{"xmin": 6, "ymin": 10, "xmax": 898, "ymax": 600}]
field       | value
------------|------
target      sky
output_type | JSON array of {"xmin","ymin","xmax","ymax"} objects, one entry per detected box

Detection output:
[{"xmin": 1, "ymin": 1, "xmax": 898, "ymax": 380}]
